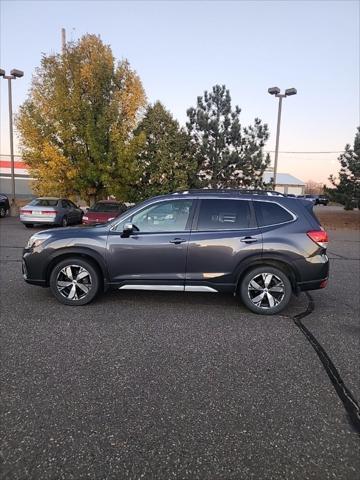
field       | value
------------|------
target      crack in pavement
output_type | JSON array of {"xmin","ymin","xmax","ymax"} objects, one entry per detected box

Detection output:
[{"xmin": 291, "ymin": 292, "xmax": 360, "ymax": 434}]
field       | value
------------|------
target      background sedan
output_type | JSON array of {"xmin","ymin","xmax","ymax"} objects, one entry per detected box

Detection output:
[
  {"xmin": 82, "ymin": 200, "xmax": 127, "ymax": 225},
  {"xmin": 20, "ymin": 197, "xmax": 83, "ymax": 228}
]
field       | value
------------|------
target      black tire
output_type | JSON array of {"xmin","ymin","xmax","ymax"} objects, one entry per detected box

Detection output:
[
  {"xmin": 60, "ymin": 216, "xmax": 68, "ymax": 227},
  {"xmin": 0, "ymin": 207, "xmax": 6, "ymax": 218},
  {"xmin": 49, "ymin": 257, "xmax": 100, "ymax": 306},
  {"xmin": 239, "ymin": 266, "xmax": 292, "ymax": 315},
  {"xmin": 25, "ymin": 223, "xmax": 34, "ymax": 228}
]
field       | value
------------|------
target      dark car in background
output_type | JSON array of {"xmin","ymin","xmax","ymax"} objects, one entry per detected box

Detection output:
[
  {"xmin": 20, "ymin": 197, "xmax": 83, "ymax": 228},
  {"xmin": 0, "ymin": 193, "xmax": 10, "ymax": 217},
  {"xmin": 317, "ymin": 195, "xmax": 329, "ymax": 206},
  {"xmin": 82, "ymin": 200, "xmax": 127, "ymax": 225},
  {"xmin": 297, "ymin": 194, "xmax": 329, "ymax": 206},
  {"xmin": 22, "ymin": 190, "xmax": 329, "ymax": 315}
]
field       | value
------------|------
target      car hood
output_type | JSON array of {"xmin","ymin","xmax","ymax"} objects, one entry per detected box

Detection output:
[{"xmin": 35, "ymin": 224, "xmax": 110, "ymax": 237}]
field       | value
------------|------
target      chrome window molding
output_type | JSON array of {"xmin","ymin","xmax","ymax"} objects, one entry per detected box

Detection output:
[{"xmin": 110, "ymin": 196, "xmax": 297, "ymax": 232}]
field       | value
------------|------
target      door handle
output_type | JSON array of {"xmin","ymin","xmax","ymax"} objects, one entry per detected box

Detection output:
[
  {"xmin": 240, "ymin": 236, "xmax": 258, "ymax": 243},
  {"xmin": 169, "ymin": 238, "xmax": 187, "ymax": 245}
]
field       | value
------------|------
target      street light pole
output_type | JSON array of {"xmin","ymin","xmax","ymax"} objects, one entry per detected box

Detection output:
[
  {"xmin": 0, "ymin": 68, "xmax": 24, "ymax": 214},
  {"xmin": 268, "ymin": 87, "xmax": 297, "ymax": 190},
  {"xmin": 273, "ymin": 95, "xmax": 283, "ymax": 188},
  {"xmin": 7, "ymin": 77, "xmax": 15, "ymax": 205}
]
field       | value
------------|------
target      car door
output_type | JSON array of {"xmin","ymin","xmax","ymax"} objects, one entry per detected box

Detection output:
[
  {"xmin": 185, "ymin": 198, "xmax": 263, "ymax": 291},
  {"xmin": 106, "ymin": 198, "xmax": 195, "ymax": 288},
  {"xmin": 68, "ymin": 200, "xmax": 82, "ymax": 223},
  {"xmin": 60, "ymin": 200, "xmax": 71, "ymax": 223},
  {"xmin": 62, "ymin": 200, "xmax": 77, "ymax": 224}
]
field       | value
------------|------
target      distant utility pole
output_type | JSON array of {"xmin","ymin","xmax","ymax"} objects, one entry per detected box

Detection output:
[
  {"xmin": 268, "ymin": 87, "xmax": 297, "ymax": 188},
  {"xmin": 61, "ymin": 28, "xmax": 66, "ymax": 53}
]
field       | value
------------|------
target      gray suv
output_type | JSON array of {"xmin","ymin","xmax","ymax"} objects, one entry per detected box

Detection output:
[{"xmin": 22, "ymin": 190, "xmax": 329, "ymax": 315}]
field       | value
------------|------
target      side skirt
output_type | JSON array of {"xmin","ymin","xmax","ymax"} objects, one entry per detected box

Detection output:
[{"xmin": 118, "ymin": 285, "xmax": 218, "ymax": 293}]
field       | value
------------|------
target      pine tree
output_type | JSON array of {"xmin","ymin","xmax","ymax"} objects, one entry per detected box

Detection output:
[
  {"xmin": 329, "ymin": 127, "xmax": 360, "ymax": 210},
  {"xmin": 124, "ymin": 102, "xmax": 195, "ymax": 201},
  {"xmin": 186, "ymin": 85, "xmax": 270, "ymax": 189}
]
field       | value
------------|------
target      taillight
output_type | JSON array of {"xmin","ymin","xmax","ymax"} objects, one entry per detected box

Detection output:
[
  {"xmin": 307, "ymin": 230, "xmax": 329, "ymax": 248},
  {"xmin": 21, "ymin": 209, "xmax": 32, "ymax": 215}
]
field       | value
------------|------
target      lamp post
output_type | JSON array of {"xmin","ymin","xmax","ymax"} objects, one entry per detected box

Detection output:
[
  {"xmin": 0, "ymin": 68, "xmax": 24, "ymax": 214},
  {"xmin": 268, "ymin": 87, "xmax": 297, "ymax": 188}
]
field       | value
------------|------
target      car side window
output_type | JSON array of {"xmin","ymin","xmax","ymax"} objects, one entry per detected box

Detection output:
[
  {"xmin": 254, "ymin": 201, "xmax": 293, "ymax": 226},
  {"xmin": 61, "ymin": 200, "xmax": 68, "ymax": 208},
  {"xmin": 196, "ymin": 199, "xmax": 252, "ymax": 231},
  {"xmin": 120, "ymin": 200, "xmax": 193, "ymax": 233}
]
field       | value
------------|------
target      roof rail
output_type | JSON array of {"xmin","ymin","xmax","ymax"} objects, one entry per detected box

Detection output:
[{"xmin": 171, "ymin": 189, "xmax": 284, "ymax": 197}]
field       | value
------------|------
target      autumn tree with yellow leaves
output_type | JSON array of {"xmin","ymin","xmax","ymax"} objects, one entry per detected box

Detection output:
[{"xmin": 16, "ymin": 34, "xmax": 146, "ymax": 202}]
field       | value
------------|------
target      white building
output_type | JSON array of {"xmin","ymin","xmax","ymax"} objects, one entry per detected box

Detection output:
[
  {"xmin": 263, "ymin": 172, "xmax": 305, "ymax": 195},
  {"xmin": 0, "ymin": 155, "xmax": 33, "ymax": 198}
]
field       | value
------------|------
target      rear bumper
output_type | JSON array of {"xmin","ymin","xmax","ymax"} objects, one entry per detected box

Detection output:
[
  {"xmin": 297, "ymin": 277, "xmax": 328, "ymax": 291},
  {"xmin": 294, "ymin": 253, "xmax": 329, "ymax": 292},
  {"xmin": 20, "ymin": 214, "xmax": 58, "ymax": 224}
]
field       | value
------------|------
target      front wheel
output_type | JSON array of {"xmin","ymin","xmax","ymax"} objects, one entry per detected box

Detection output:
[
  {"xmin": 0, "ymin": 207, "xmax": 7, "ymax": 218},
  {"xmin": 49, "ymin": 258, "xmax": 100, "ymax": 306},
  {"xmin": 240, "ymin": 266, "xmax": 292, "ymax": 315}
]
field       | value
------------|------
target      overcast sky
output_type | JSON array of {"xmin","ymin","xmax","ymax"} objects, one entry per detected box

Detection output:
[{"xmin": 1, "ymin": 0, "xmax": 359, "ymax": 184}]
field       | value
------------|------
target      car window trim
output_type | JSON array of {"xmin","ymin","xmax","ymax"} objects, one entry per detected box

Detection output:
[
  {"xmin": 192, "ymin": 198, "xmax": 257, "ymax": 232},
  {"xmin": 252, "ymin": 199, "xmax": 297, "ymax": 228},
  {"xmin": 110, "ymin": 198, "xmax": 196, "ymax": 234}
]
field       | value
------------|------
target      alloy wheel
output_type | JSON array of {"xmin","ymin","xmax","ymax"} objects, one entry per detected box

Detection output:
[
  {"xmin": 247, "ymin": 272, "xmax": 285, "ymax": 310},
  {"xmin": 56, "ymin": 265, "xmax": 92, "ymax": 301}
]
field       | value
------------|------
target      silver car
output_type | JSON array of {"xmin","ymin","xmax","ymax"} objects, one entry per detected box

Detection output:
[{"xmin": 20, "ymin": 197, "xmax": 83, "ymax": 228}]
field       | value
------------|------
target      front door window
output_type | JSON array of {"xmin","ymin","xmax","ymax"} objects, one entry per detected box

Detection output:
[{"xmin": 130, "ymin": 200, "xmax": 193, "ymax": 233}]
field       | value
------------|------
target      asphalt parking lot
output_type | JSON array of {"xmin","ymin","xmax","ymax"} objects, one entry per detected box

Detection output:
[{"xmin": 1, "ymin": 215, "xmax": 359, "ymax": 479}]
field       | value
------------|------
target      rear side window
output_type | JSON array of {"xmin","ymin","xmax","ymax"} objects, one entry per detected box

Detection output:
[
  {"xmin": 196, "ymin": 199, "xmax": 251, "ymax": 230},
  {"xmin": 254, "ymin": 201, "xmax": 293, "ymax": 226}
]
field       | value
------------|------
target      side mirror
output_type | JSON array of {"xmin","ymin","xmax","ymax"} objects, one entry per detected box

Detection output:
[{"xmin": 122, "ymin": 223, "xmax": 135, "ymax": 237}]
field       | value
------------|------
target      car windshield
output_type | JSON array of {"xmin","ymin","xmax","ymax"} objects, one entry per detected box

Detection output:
[
  {"xmin": 29, "ymin": 199, "xmax": 58, "ymax": 207},
  {"xmin": 89, "ymin": 203, "xmax": 124, "ymax": 212}
]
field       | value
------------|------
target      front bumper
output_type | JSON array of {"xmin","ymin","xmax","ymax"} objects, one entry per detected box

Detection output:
[{"xmin": 22, "ymin": 250, "xmax": 48, "ymax": 286}]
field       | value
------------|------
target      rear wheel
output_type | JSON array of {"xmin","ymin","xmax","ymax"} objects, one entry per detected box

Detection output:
[
  {"xmin": 60, "ymin": 216, "xmax": 68, "ymax": 227},
  {"xmin": 0, "ymin": 207, "xmax": 6, "ymax": 217},
  {"xmin": 24, "ymin": 223, "xmax": 34, "ymax": 228},
  {"xmin": 240, "ymin": 266, "xmax": 292, "ymax": 315},
  {"xmin": 49, "ymin": 258, "xmax": 100, "ymax": 306}
]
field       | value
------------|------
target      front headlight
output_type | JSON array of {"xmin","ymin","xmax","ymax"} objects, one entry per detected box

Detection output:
[{"xmin": 25, "ymin": 234, "xmax": 52, "ymax": 250}]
